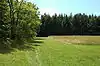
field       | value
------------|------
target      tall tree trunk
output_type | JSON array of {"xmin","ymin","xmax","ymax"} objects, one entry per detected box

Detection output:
[{"xmin": 7, "ymin": 0, "xmax": 15, "ymax": 39}]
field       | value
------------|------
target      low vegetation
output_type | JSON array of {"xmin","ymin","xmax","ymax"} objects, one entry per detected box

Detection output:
[
  {"xmin": 53, "ymin": 36, "xmax": 100, "ymax": 44},
  {"xmin": 0, "ymin": 36, "xmax": 100, "ymax": 66}
]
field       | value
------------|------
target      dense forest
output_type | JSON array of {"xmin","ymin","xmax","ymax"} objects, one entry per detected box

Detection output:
[
  {"xmin": 38, "ymin": 13, "xmax": 100, "ymax": 36},
  {"xmin": 0, "ymin": 0, "xmax": 40, "ymax": 47}
]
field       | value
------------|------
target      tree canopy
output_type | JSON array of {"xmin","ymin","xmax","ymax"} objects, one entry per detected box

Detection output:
[{"xmin": 0, "ymin": 0, "xmax": 41, "ymax": 47}]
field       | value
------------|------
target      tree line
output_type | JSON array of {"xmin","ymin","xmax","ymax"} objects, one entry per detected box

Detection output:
[
  {"xmin": 0, "ymin": 0, "xmax": 40, "ymax": 48},
  {"xmin": 38, "ymin": 13, "xmax": 100, "ymax": 36}
]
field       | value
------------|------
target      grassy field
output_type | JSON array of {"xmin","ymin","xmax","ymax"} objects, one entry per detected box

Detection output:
[
  {"xmin": 53, "ymin": 36, "xmax": 100, "ymax": 44},
  {"xmin": 0, "ymin": 36, "xmax": 100, "ymax": 66}
]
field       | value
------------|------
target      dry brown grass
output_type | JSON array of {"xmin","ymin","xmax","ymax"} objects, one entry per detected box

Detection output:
[{"xmin": 52, "ymin": 36, "xmax": 100, "ymax": 45}]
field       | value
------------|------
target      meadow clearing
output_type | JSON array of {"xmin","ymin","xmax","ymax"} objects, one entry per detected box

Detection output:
[{"xmin": 0, "ymin": 36, "xmax": 100, "ymax": 66}]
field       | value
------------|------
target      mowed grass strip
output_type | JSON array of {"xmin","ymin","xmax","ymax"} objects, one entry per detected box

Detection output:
[{"xmin": 39, "ymin": 36, "xmax": 100, "ymax": 66}]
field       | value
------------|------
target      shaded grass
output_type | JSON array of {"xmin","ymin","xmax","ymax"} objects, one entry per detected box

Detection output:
[
  {"xmin": 0, "ymin": 37, "xmax": 45, "ymax": 66},
  {"xmin": 30, "ymin": 40, "xmax": 44, "ymax": 44},
  {"xmin": 0, "ymin": 48, "xmax": 12, "ymax": 54},
  {"xmin": 0, "ymin": 37, "xmax": 44, "ymax": 54},
  {"xmin": 34, "ymin": 37, "xmax": 45, "ymax": 40}
]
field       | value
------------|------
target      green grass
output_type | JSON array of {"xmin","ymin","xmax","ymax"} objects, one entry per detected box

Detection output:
[
  {"xmin": 0, "ymin": 47, "xmax": 37, "ymax": 66},
  {"xmin": 39, "ymin": 37, "xmax": 100, "ymax": 66},
  {"xmin": 0, "ymin": 36, "xmax": 100, "ymax": 66}
]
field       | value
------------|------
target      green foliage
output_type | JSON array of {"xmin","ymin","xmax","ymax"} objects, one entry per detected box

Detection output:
[{"xmin": 0, "ymin": 0, "xmax": 40, "ymax": 47}]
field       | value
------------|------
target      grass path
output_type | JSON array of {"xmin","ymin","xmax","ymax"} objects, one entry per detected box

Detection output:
[{"xmin": 35, "ymin": 46, "xmax": 42, "ymax": 66}]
